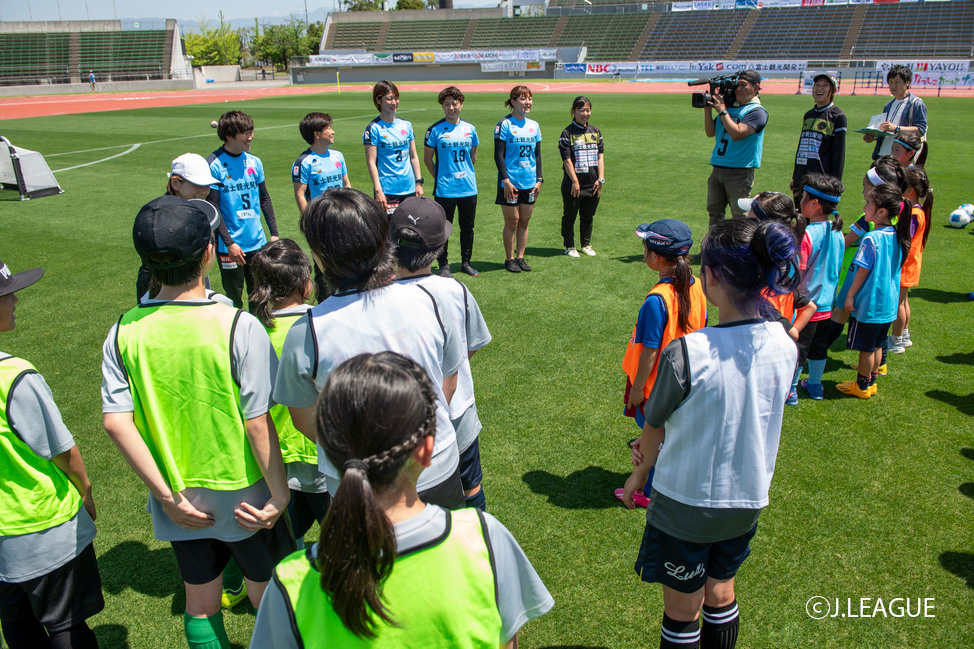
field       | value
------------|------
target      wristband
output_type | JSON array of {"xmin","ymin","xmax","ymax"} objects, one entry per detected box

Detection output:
[
  {"xmin": 719, "ymin": 110, "xmax": 728, "ymax": 117},
  {"xmin": 416, "ymin": 178, "xmax": 424, "ymax": 185}
]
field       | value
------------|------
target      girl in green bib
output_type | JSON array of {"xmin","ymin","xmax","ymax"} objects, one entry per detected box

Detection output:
[{"xmin": 250, "ymin": 352, "xmax": 553, "ymax": 648}]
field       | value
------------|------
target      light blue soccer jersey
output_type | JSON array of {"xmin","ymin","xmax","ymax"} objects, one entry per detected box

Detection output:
[
  {"xmin": 363, "ymin": 117, "xmax": 415, "ymax": 196},
  {"xmin": 710, "ymin": 102, "xmax": 766, "ymax": 169},
  {"xmin": 494, "ymin": 115, "xmax": 542, "ymax": 190},
  {"xmin": 425, "ymin": 118, "xmax": 478, "ymax": 198},
  {"xmin": 800, "ymin": 220, "xmax": 845, "ymax": 315},
  {"xmin": 849, "ymin": 226, "xmax": 902, "ymax": 324},
  {"xmin": 208, "ymin": 148, "xmax": 267, "ymax": 253},
  {"xmin": 291, "ymin": 148, "xmax": 347, "ymax": 201}
]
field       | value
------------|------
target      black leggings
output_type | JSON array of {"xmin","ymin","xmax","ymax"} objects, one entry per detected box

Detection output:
[
  {"xmin": 434, "ymin": 195, "xmax": 477, "ymax": 266},
  {"xmin": 561, "ymin": 183, "xmax": 600, "ymax": 248}
]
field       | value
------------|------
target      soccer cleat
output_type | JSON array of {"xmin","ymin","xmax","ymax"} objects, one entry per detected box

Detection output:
[
  {"xmin": 869, "ymin": 383, "xmax": 878, "ymax": 397},
  {"xmin": 516, "ymin": 257, "xmax": 532, "ymax": 272},
  {"xmin": 439, "ymin": 264, "xmax": 452, "ymax": 278},
  {"xmin": 460, "ymin": 262, "xmax": 479, "ymax": 277},
  {"xmin": 565, "ymin": 247, "xmax": 580, "ymax": 258},
  {"xmin": 887, "ymin": 335, "xmax": 905, "ymax": 354},
  {"xmin": 221, "ymin": 583, "xmax": 247, "ymax": 609},
  {"xmin": 504, "ymin": 259, "xmax": 521, "ymax": 273},
  {"xmin": 581, "ymin": 245, "xmax": 597, "ymax": 256},
  {"xmin": 799, "ymin": 379, "xmax": 824, "ymax": 400},
  {"xmin": 785, "ymin": 391, "xmax": 799, "ymax": 406},
  {"xmin": 614, "ymin": 488, "xmax": 650, "ymax": 508},
  {"xmin": 836, "ymin": 380, "xmax": 871, "ymax": 399}
]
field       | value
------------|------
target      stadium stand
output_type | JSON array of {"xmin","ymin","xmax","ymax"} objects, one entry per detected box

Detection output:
[
  {"xmin": 467, "ymin": 17, "xmax": 562, "ymax": 49},
  {"xmin": 639, "ymin": 10, "xmax": 751, "ymax": 61},
  {"xmin": 853, "ymin": 2, "xmax": 974, "ymax": 59},
  {"xmin": 735, "ymin": 6, "xmax": 854, "ymax": 60},
  {"xmin": 383, "ymin": 19, "xmax": 469, "ymax": 50},
  {"xmin": 330, "ymin": 21, "xmax": 384, "ymax": 51},
  {"xmin": 555, "ymin": 14, "xmax": 651, "ymax": 61},
  {"xmin": 79, "ymin": 30, "xmax": 170, "ymax": 80},
  {"xmin": 0, "ymin": 32, "xmax": 71, "ymax": 85}
]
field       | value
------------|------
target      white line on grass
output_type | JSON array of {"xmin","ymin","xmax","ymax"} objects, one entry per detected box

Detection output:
[
  {"xmin": 52, "ymin": 144, "xmax": 141, "ymax": 173},
  {"xmin": 45, "ymin": 109, "xmax": 427, "ymax": 159}
]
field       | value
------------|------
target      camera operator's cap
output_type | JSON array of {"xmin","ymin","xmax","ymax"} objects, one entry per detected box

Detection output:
[
  {"xmin": 168, "ymin": 153, "xmax": 222, "ymax": 187},
  {"xmin": 635, "ymin": 220, "xmax": 693, "ymax": 256},
  {"xmin": 390, "ymin": 196, "xmax": 452, "ymax": 249},
  {"xmin": 813, "ymin": 73, "xmax": 839, "ymax": 93},
  {"xmin": 0, "ymin": 259, "xmax": 43, "ymax": 297},
  {"xmin": 133, "ymin": 195, "xmax": 214, "ymax": 269},
  {"xmin": 738, "ymin": 70, "xmax": 762, "ymax": 86}
]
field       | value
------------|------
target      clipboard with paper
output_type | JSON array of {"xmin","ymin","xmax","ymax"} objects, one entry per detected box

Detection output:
[{"xmin": 856, "ymin": 113, "xmax": 888, "ymax": 138}]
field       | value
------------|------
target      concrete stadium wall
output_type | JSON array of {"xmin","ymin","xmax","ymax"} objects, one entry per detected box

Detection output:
[
  {"xmin": 0, "ymin": 79, "xmax": 195, "ymax": 97},
  {"xmin": 197, "ymin": 66, "xmax": 242, "ymax": 83},
  {"xmin": 291, "ymin": 63, "xmax": 554, "ymax": 84}
]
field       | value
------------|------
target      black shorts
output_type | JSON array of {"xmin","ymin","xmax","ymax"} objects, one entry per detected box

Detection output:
[
  {"xmin": 379, "ymin": 192, "xmax": 416, "ymax": 216},
  {"xmin": 459, "ymin": 438, "xmax": 484, "ymax": 492},
  {"xmin": 846, "ymin": 318, "xmax": 891, "ymax": 352},
  {"xmin": 495, "ymin": 187, "xmax": 536, "ymax": 206},
  {"xmin": 170, "ymin": 521, "xmax": 295, "ymax": 585},
  {"xmin": 0, "ymin": 542, "xmax": 104, "ymax": 633},
  {"xmin": 417, "ymin": 464, "xmax": 465, "ymax": 510},
  {"xmin": 634, "ymin": 523, "xmax": 756, "ymax": 594}
]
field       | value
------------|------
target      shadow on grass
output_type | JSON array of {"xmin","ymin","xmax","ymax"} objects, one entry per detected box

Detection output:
[
  {"xmin": 926, "ymin": 390, "xmax": 974, "ymax": 417},
  {"xmin": 939, "ymin": 551, "xmax": 974, "ymax": 589},
  {"xmin": 961, "ymin": 448, "xmax": 974, "ymax": 462},
  {"xmin": 524, "ymin": 246, "xmax": 573, "ymax": 259},
  {"xmin": 937, "ymin": 350, "xmax": 974, "ymax": 366},
  {"xmin": 910, "ymin": 287, "xmax": 973, "ymax": 305},
  {"xmin": 959, "ymin": 483, "xmax": 974, "ymax": 500},
  {"xmin": 99, "ymin": 540, "xmax": 180, "ymax": 599},
  {"xmin": 94, "ymin": 624, "xmax": 130, "ymax": 648},
  {"xmin": 523, "ymin": 466, "xmax": 630, "ymax": 509},
  {"xmin": 610, "ymin": 254, "xmax": 644, "ymax": 264}
]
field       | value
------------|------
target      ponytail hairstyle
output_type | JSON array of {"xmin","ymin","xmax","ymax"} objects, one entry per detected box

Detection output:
[
  {"xmin": 871, "ymin": 155, "xmax": 909, "ymax": 194},
  {"xmin": 505, "ymin": 85, "xmax": 532, "ymax": 110},
  {"xmin": 649, "ymin": 248, "xmax": 695, "ymax": 333},
  {"xmin": 751, "ymin": 191, "xmax": 806, "ymax": 241},
  {"xmin": 866, "ymin": 183, "xmax": 912, "ymax": 264},
  {"xmin": 700, "ymin": 219, "xmax": 800, "ymax": 319},
  {"xmin": 315, "ymin": 352, "xmax": 438, "ymax": 639},
  {"xmin": 300, "ymin": 188, "xmax": 394, "ymax": 294},
  {"xmin": 800, "ymin": 172, "xmax": 845, "ymax": 231},
  {"xmin": 250, "ymin": 239, "xmax": 312, "ymax": 329},
  {"xmin": 905, "ymin": 166, "xmax": 933, "ymax": 248},
  {"xmin": 892, "ymin": 130, "xmax": 922, "ymax": 162}
]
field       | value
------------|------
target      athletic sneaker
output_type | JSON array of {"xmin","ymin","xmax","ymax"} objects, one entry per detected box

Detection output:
[
  {"xmin": 565, "ymin": 247, "xmax": 580, "ymax": 258},
  {"xmin": 504, "ymin": 259, "xmax": 521, "ymax": 273},
  {"xmin": 799, "ymin": 379, "xmax": 824, "ymax": 400},
  {"xmin": 221, "ymin": 583, "xmax": 247, "ymax": 609},
  {"xmin": 439, "ymin": 264, "xmax": 452, "ymax": 278},
  {"xmin": 614, "ymin": 488, "xmax": 650, "ymax": 508},
  {"xmin": 887, "ymin": 334, "xmax": 905, "ymax": 354},
  {"xmin": 581, "ymin": 245, "xmax": 597, "ymax": 257},
  {"xmin": 836, "ymin": 380, "xmax": 871, "ymax": 399},
  {"xmin": 785, "ymin": 391, "xmax": 799, "ymax": 406},
  {"xmin": 902, "ymin": 329, "xmax": 913, "ymax": 348},
  {"xmin": 460, "ymin": 262, "xmax": 479, "ymax": 277},
  {"xmin": 516, "ymin": 257, "xmax": 532, "ymax": 272}
]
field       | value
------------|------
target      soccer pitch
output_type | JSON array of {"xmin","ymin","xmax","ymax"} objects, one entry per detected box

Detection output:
[{"xmin": 1, "ymin": 87, "xmax": 972, "ymax": 648}]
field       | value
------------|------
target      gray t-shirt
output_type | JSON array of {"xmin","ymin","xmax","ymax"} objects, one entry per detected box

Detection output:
[
  {"xmin": 0, "ymin": 357, "xmax": 96, "ymax": 581},
  {"xmin": 249, "ymin": 505, "xmax": 554, "ymax": 648},
  {"xmin": 641, "ymin": 325, "xmax": 764, "ymax": 543},
  {"xmin": 100, "ymin": 299, "xmax": 280, "ymax": 542}
]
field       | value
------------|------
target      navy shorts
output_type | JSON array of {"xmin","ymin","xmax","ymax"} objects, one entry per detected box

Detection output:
[
  {"xmin": 459, "ymin": 438, "xmax": 484, "ymax": 492},
  {"xmin": 495, "ymin": 186, "xmax": 536, "ymax": 206},
  {"xmin": 634, "ymin": 522, "xmax": 756, "ymax": 594},
  {"xmin": 171, "ymin": 520, "xmax": 295, "ymax": 585},
  {"xmin": 846, "ymin": 318, "xmax": 891, "ymax": 352}
]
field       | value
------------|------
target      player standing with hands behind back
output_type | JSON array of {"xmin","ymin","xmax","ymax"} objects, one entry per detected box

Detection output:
[{"xmin": 560, "ymin": 96, "xmax": 604, "ymax": 258}]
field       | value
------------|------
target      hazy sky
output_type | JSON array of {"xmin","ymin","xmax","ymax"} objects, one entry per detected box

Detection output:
[{"xmin": 1, "ymin": 0, "xmax": 499, "ymax": 23}]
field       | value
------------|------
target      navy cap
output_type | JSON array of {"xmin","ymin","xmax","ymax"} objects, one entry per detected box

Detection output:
[
  {"xmin": 390, "ymin": 196, "xmax": 452, "ymax": 249},
  {"xmin": 635, "ymin": 219, "xmax": 693, "ymax": 256},
  {"xmin": 133, "ymin": 195, "xmax": 214, "ymax": 270}
]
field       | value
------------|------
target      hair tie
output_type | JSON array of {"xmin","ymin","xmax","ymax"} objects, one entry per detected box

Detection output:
[
  {"xmin": 344, "ymin": 459, "xmax": 368, "ymax": 473},
  {"xmin": 866, "ymin": 168, "xmax": 885, "ymax": 187},
  {"xmin": 899, "ymin": 201, "xmax": 906, "ymax": 213},
  {"xmin": 802, "ymin": 185, "xmax": 842, "ymax": 203}
]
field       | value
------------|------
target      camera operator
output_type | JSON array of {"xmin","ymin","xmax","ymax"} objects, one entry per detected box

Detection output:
[{"xmin": 702, "ymin": 70, "xmax": 768, "ymax": 229}]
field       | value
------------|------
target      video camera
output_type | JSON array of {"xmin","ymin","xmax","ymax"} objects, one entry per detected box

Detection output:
[{"xmin": 689, "ymin": 73, "xmax": 740, "ymax": 108}]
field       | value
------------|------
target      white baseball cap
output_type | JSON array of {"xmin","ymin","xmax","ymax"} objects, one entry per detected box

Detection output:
[{"xmin": 168, "ymin": 153, "xmax": 222, "ymax": 187}]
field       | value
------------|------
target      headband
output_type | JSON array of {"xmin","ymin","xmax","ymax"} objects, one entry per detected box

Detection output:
[
  {"xmin": 802, "ymin": 185, "xmax": 842, "ymax": 203},
  {"xmin": 866, "ymin": 168, "xmax": 885, "ymax": 187},
  {"xmin": 893, "ymin": 138, "xmax": 917, "ymax": 151},
  {"xmin": 750, "ymin": 200, "xmax": 770, "ymax": 222}
]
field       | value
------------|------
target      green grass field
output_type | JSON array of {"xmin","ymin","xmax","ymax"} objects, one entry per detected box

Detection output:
[{"xmin": 1, "ymin": 86, "xmax": 972, "ymax": 648}]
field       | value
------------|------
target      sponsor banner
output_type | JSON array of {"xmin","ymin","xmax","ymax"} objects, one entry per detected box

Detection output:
[
  {"xmin": 847, "ymin": 0, "xmax": 872, "ymax": 4},
  {"xmin": 824, "ymin": 0, "xmax": 848, "ymax": 4},
  {"xmin": 434, "ymin": 51, "xmax": 456, "ymax": 63},
  {"xmin": 453, "ymin": 50, "xmax": 479, "ymax": 62},
  {"xmin": 480, "ymin": 60, "xmax": 544, "ymax": 72},
  {"xmin": 518, "ymin": 49, "xmax": 539, "ymax": 61},
  {"xmin": 372, "ymin": 53, "xmax": 393, "ymax": 64},
  {"xmin": 693, "ymin": 0, "xmax": 715, "ymax": 9},
  {"xmin": 713, "ymin": 0, "xmax": 737, "ymax": 8},
  {"xmin": 527, "ymin": 61, "xmax": 545, "ymax": 71},
  {"xmin": 565, "ymin": 63, "xmax": 586, "ymax": 74},
  {"xmin": 672, "ymin": 1, "xmax": 694, "ymax": 9},
  {"xmin": 910, "ymin": 71, "xmax": 974, "ymax": 87},
  {"xmin": 748, "ymin": 60, "xmax": 808, "ymax": 72},
  {"xmin": 498, "ymin": 50, "xmax": 518, "ymax": 61},
  {"xmin": 876, "ymin": 59, "xmax": 969, "ymax": 73},
  {"xmin": 800, "ymin": 69, "xmax": 840, "ymax": 94},
  {"xmin": 540, "ymin": 49, "xmax": 558, "ymax": 61},
  {"xmin": 476, "ymin": 50, "xmax": 499, "ymax": 61},
  {"xmin": 801, "ymin": 0, "xmax": 825, "ymax": 5},
  {"xmin": 736, "ymin": 0, "xmax": 758, "ymax": 6},
  {"xmin": 351, "ymin": 53, "xmax": 373, "ymax": 64},
  {"xmin": 691, "ymin": 60, "xmax": 750, "ymax": 73},
  {"xmin": 873, "ymin": 0, "xmax": 899, "ymax": 3},
  {"xmin": 586, "ymin": 62, "xmax": 638, "ymax": 75},
  {"xmin": 413, "ymin": 52, "xmax": 434, "ymax": 63},
  {"xmin": 392, "ymin": 52, "xmax": 414, "ymax": 63},
  {"xmin": 639, "ymin": 61, "xmax": 693, "ymax": 73}
]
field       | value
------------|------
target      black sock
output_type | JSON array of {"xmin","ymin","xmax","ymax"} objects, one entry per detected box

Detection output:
[
  {"xmin": 857, "ymin": 373, "xmax": 870, "ymax": 391},
  {"xmin": 660, "ymin": 614, "xmax": 700, "ymax": 649},
  {"xmin": 701, "ymin": 600, "xmax": 739, "ymax": 649},
  {"xmin": 870, "ymin": 372, "xmax": 878, "ymax": 386},
  {"xmin": 880, "ymin": 339, "xmax": 889, "ymax": 366},
  {"xmin": 49, "ymin": 623, "xmax": 100, "ymax": 649}
]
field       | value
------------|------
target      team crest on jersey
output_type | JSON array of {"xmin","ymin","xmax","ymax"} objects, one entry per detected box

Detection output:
[
  {"xmin": 335, "ymin": 161, "xmax": 342, "ymax": 168},
  {"xmin": 244, "ymin": 159, "xmax": 256, "ymax": 168},
  {"xmin": 400, "ymin": 129, "xmax": 408, "ymax": 136},
  {"xmin": 494, "ymin": 125, "xmax": 500, "ymax": 135},
  {"xmin": 292, "ymin": 165, "xmax": 300, "ymax": 175}
]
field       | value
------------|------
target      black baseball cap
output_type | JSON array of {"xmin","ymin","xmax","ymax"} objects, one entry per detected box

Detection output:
[
  {"xmin": 133, "ymin": 196, "xmax": 215, "ymax": 269},
  {"xmin": 738, "ymin": 70, "xmax": 762, "ymax": 86},
  {"xmin": 390, "ymin": 196, "xmax": 452, "ymax": 249},
  {"xmin": 635, "ymin": 220, "xmax": 694, "ymax": 256},
  {"xmin": 0, "ymin": 259, "xmax": 43, "ymax": 297}
]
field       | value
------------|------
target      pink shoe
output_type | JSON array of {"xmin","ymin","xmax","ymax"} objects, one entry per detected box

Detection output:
[{"xmin": 614, "ymin": 488, "xmax": 650, "ymax": 508}]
